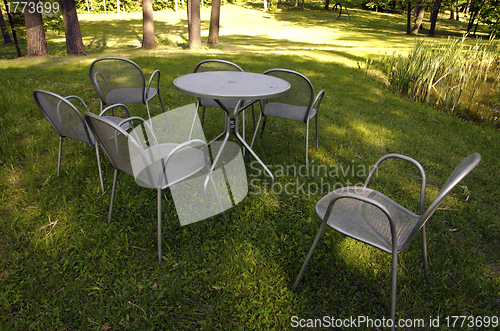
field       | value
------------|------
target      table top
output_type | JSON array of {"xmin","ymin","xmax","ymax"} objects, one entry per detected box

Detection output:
[{"xmin": 173, "ymin": 71, "xmax": 291, "ymax": 101}]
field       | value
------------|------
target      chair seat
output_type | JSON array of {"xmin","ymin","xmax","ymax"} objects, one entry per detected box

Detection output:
[
  {"xmin": 105, "ymin": 87, "xmax": 158, "ymax": 105},
  {"xmin": 315, "ymin": 186, "xmax": 420, "ymax": 254},
  {"xmin": 264, "ymin": 102, "xmax": 317, "ymax": 122},
  {"xmin": 131, "ymin": 143, "xmax": 205, "ymax": 189}
]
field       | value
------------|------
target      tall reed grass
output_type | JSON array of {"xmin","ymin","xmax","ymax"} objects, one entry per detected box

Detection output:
[{"xmin": 386, "ymin": 37, "xmax": 500, "ymax": 127}]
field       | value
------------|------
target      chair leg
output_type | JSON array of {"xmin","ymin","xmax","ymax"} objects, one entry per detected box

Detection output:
[
  {"xmin": 315, "ymin": 114, "xmax": 319, "ymax": 149},
  {"xmin": 390, "ymin": 252, "xmax": 398, "ymax": 331},
  {"xmin": 305, "ymin": 121, "xmax": 310, "ymax": 167},
  {"xmin": 201, "ymin": 106, "xmax": 206, "ymax": 128},
  {"xmin": 95, "ymin": 143, "xmax": 104, "ymax": 193},
  {"xmin": 292, "ymin": 218, "xmax": 329, "ymax": 291},
  {"xmin": 259, "ymin": 116, "xmax": 267, "ymax": 139},
  {"xmin": 157, "ymin": 90, "xmax": 166, "ymax": 114},
  {"xmin": 252, "ymin": 104, "xmax": 256, "ymax": 133},
  {"xmin": 108, "ymin": 169, "xmax": 119, "ymax": 224},
  {"xmin": 422, "ymin": 224, "xmax": 428, "ymax": 269},
  {"xmin": 145, "ymin": 102, "xmax": 152, "ymax": 122},
  {"xmin": 157, "ymin": 187, "xmax": 162, "ymax": 262},
  {"xmin": 250, "ymin": 111, "xmax": 263, "ymax": 149},
  {"xmin": 57, "ymin": 137, "xmax": 63, "ymax": 176}
]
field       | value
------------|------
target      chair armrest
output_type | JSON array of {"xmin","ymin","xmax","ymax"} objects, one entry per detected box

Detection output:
[
  {"xmin": 158, "ymin": 139, "xmax": 207, "ymax": 188},
  {"xmin": 303, "ymin": 89, "xmax": 325, "ymax": 122},
  {"xmin": 92, "ymin": 71, "xmax": 110, "ymax": 100},
  {"xmin": 313, "ymin": 90, "xmax": 325, "ymax": 112},
  {"xmin": 146, "ymin": 70, "xmax": 161, "ymax": 100},
  {"xmin": 99, "ymin": 103, "xmax": 131, "ymax": 118},
  {"xmin": 364, "ymin": 153, "xmax": 427, "ymax": 215},
  {"xmin": 119, "ymin": 116, "xmax": 159, "ymax": 146},
  {"xmin": 65, "ymin": 95, "xmax": 90, "ymax": 113},
  {"xmin": 323, "ymin": 192, "xmax": 398, "ymax": 253}
]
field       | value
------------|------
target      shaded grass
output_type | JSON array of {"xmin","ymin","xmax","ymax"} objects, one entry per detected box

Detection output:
[{"xmin": 1, "ymin": 4, "xmax": 500, "ymax": 331}]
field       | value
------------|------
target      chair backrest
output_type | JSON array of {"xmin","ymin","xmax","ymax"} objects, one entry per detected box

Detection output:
[
  {"xmin": 33, "ymin": 89, "xmax": 94, "ymax": 145},
  {"xmin": 193, "ymin": 59, "xmax": 244, "ymax": 73},
  {"xmin": 263, "ymin": 69, "xmax": 314, "ymax": 110},
  {"xmin": 85, "ymin": 112, "xmax": 208, "ymax": 190},
  {"xmin": 89, "ymin": 57, "xmax": 146, "ymax": 105},
  {"xmin": 84, "ymin": 112, "xmax": 139, "ymax": 178},
  {"xmin": 404, "ymin": 153, "xmax": 481, "ymax": 247}
]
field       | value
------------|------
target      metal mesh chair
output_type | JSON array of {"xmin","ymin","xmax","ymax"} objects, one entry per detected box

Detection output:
[
  {"xmin": 193, "ymin": 59, "xmax": 257, "ymax": 132},
  {"xmin": 251, "ymin": 68, "xmax": 325, "ymax": 166},
  {"xmin": 89, "ymin": 57, "xmax": 166, "ymax": 120},
  {"xmin": 84, "ymin": 112, "xmax": 225, "ymax": 262},
  {"xmin": 33, "ymin": 89, "xmax": 108, "ymax": 191},
  {"xmin": 292, "ymin": 153, "xmax": 481, "ymax": 330}
]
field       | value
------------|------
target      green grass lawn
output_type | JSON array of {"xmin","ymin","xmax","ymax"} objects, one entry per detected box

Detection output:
[{"xmin": 1, "ymin": 3, "xmax": 499, "ymax": 330}]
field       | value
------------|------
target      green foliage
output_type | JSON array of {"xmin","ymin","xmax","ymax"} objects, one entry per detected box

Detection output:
[
  {"xmin": 480, "ymin": 0, "xmax": 500, "ymax": 37},
  {"xmin": 74, "ymin": 0, "xmax": 219, "ymax": 13},
  {"xmin": 155, "ymin": 33, "xmax": 173, "ymax": 45},
  {"xmin": 361, "ymin": 0, "xmax": 406, "ymax": 13},
  {"xmin": 43, "ymin": 13, "xmax": 65, "ymax": 34}
]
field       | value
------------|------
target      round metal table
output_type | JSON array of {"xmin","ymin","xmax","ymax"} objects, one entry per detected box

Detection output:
[{"xmin": 174, "ymin": 71, "xmax": 290, "ymax": 181}]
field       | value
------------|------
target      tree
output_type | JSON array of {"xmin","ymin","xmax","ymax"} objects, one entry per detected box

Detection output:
[
  {"xmin": 467, "ymin": 0, "xmax": 485, "ymax": 35},
  {"xmin": 477, "ymin": 0, "xmax": 500, "ymax": 37},
  {"xmin": 188, "ymin": 0, "xmax": 201, "ymax": 49},
  {"xmin": 412, "ymin": 3, "xmax": 426, "ymax": 34},
  {"xmin": 142, "ymin": 0, "xmax": 155, "ymax": 49},
  {"xmin": 0, "ymin": 4, "xmax": 12, "ymax": 44},
  {"xmin": 24, "ymin": 0, "xmax": 48, "ymax": 56},
  {"xmin": 3, "ymin": 0, "xmax": 21, "ymax": 56},
  {"xmin": 406, "ymin": 1, "xmax": 412, "ymax": 35},
  {"xmin": 428, "ymin": 0, "xmax": 441, "ymax": 36},
  {"xmin": 60, "ymin": 0, "xmax": 86, "ymax": 54},
  {"xmin": 208, "ymin": 0, "xmax": 220, "ymax": 45}
]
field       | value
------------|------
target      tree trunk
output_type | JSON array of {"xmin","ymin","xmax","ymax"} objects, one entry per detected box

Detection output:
[
  {"xmin": 60, "ymin": 0, "xmax": 86, "ymax": 55},
  {"xmin": 412, "ymin": 5, "xmax": 425, "ymax": 34},
  {"xmin": 450, "ymin": 2, "xmax": 454, "ymax": 20},
  {"xmin": 142, "ymin": 0, "xmax": 155, "ymax": 49},
  {"xmin": 3, "ymin": 0, "xmax": 21, "ymax": 56},
  {"xmin": 455, "ymin": 0, "xmax": 459, "ymax": 20},
  {"xmin": 24, "ymin": 0, "xmax": 48, "ymax": 56},
  {"xmin": 464, "ymin": 0, "xmax": 471, "ymax": 15},
  {"xmin": 428, "ymin": 0, "xmax": 441, "ymax": 36},
  {"xmin": 208, "ymin": 0, "xmax": 220, "ymax": 44},
  {"xmin": 467, "ymin": 0, "xmax": 484, "ymax": 35},
  {"xmin": 406, "ymin": 1, "xmax": 412, "ymax": 35},
  {"xmin": 0, "ymin": 4, "xmax": 12, "ymax": 44},
  {"xmin": 188, "ymin": 0, "xmax": 201, "ymax": 49}
]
